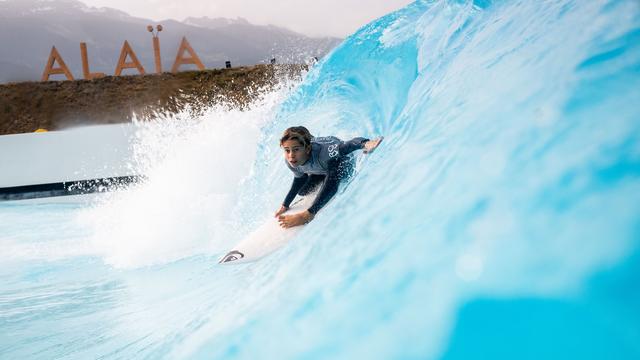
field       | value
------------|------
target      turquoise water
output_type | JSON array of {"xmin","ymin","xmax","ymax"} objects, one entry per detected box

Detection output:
[{"xmin": 2, "ymin": 0, "xmax": 640, "ymax": 358}]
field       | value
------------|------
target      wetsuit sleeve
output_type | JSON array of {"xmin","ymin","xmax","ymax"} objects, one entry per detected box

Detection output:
[
  {"xmin": 338, "ymin": 137, "xmax": 369, "ymax": 156},
  {"xmin": 283, "ymin": 174, "xmax": 308, "ymax": 207},
  {"xmin": 307, "ymin": 158, "xmax": 340, "ymax": 215}
]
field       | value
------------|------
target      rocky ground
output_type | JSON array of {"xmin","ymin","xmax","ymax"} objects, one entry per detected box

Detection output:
[{"xmin": 0, "ymin": 64, "xmax": 305, "ymax": 135}]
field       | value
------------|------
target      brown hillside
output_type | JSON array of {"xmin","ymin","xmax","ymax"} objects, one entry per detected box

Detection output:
[{"xmin": 0, "ymin": 64, "xmax": 304, "ymax": 135}]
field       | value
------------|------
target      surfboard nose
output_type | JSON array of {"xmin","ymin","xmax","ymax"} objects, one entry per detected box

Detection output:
[{"xmin": 219, "ymin": 250, "xmax": 245, "ymax": 264}]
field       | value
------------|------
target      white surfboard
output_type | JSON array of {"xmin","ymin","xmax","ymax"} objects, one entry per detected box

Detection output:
[{"xmin": 218, "ymin": 193, "xmax": 317, "ymax": 264}]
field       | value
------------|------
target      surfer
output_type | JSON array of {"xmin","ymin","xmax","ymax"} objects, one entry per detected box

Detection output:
[{"xmin": 275, "ymin": 126, "xmax": 383, "ymax": 228}]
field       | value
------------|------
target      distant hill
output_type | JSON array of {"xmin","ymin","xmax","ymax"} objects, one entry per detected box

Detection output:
[{"xmin": 0, "ymin": 0, "xmax": 341, "ymax": 83}]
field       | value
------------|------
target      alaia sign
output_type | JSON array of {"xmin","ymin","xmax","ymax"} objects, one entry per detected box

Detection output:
[{"xmin": 41, "ymin": 28, "xmax": 206, "ymax": 81}]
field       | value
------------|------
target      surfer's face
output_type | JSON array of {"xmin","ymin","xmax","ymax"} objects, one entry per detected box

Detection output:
[{"xmin": 282, "ymin": 139, "xmax": 310, "ymax": 166}]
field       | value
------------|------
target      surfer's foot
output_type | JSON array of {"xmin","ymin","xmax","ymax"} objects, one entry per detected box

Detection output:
[
  {"xmin": 278, "ymin": 211, "xmax": 314, "ymax": 228},
  {"xmin": 363, "ymin": 136, "xmax": 384, "ymax": 154}
]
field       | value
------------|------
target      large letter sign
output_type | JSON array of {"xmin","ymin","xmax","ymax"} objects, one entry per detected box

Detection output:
[
  {"xmin": 114, "ymin": 40, "xmax": 146, "ymax": 76},
  {"xmin": 171, "ymin": 37, "xmax": 205, "ymax": 73},
  {"xmin": 41, "ymin": 46, "xmax": 74, "ymax": 81}
]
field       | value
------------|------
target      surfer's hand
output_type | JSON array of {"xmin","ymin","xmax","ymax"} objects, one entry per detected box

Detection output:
[
  {"xmin": 278, "ymin": 211, "xmax": 314, "ymax": 228},
  {"xmin": 363, "ymin": 136, "xmax": 384, "ymax": 154},
  {"xmin": 274, "ymin": 205, "xmax": 288, "ymax": 218}
]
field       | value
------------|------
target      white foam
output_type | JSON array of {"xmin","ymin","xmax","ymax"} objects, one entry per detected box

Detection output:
[{"xmin": 78, "ymin": 82, "xmax": 301, "ymax": 269}]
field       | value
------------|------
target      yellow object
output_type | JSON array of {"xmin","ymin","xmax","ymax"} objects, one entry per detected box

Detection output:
[{"xmin": 34, "ymin": 128, "xmax": 48, "ymax": 133}]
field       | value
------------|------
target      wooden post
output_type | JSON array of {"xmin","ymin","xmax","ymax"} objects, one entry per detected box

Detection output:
[
  {"xmin": 153, "ymin": 37, "xmax": 162, "ymax": 73},
  {"xmin": 114, "ymin": 40, "xmax": 146, "ymax": 76},
  {"xmin": 80, "ymin": 42, "xmax": 105, "ymax": 80},
  {"xmin": 41, "ymin": 46, "xmax": 74, "ymax": 81},
  {"xmin": 171, "ymin": 37, "xmax": 205, "ymax": 73}
]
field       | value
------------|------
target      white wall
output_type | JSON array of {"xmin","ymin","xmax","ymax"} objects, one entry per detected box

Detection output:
[{"xmin": 0, "ymin": 124, "xmax": 139, "ymax": 188}]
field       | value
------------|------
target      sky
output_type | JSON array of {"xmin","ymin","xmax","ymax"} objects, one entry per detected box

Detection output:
[{"xmin": 81, "ymin": 0, "xmax": 415, "ymax": 38}]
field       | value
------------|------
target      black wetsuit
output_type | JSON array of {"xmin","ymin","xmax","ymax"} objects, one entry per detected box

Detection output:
[{"xmin": 283, "ymin": 136, "xmax": 369, "ymax": 214}]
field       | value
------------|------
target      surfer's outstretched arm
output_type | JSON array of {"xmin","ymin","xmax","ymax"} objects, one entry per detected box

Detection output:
[
  {"xmin": 339, "ymin": 136, "xmax": 384, "ymax": 155},
  {"xmin": 339, "ymin": 137, "xmax": 369, "ymax": 155}
]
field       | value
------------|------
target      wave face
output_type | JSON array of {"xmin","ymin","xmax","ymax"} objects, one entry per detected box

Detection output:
[{"xmin": 2, "ymin": 0, "xmax": 640, "ymax": 359}]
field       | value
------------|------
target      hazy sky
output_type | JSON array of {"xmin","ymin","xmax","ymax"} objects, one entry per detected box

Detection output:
[{"xmin": 81, "ymin": 0, "xmax": 414, "ymax": 38}]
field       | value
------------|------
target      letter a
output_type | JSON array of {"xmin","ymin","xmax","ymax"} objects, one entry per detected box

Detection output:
[
  {"xmin": 41, "ymin": 46, "xmax": 74, "ymax": 81},
  {"xmin": 171, "ymin": 37, "xmax": 205, "ymax": 73},
  {"xmin": 114, "ymin": 40, "xmax": 146, "ymax": 76}
]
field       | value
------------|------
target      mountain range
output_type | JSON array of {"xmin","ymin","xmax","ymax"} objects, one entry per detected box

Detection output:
[{"xmin": 0, "ymin": 0, "xmax": 342, "ymax": 83}]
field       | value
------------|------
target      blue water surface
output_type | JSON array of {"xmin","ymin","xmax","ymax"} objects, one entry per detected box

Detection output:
[{"xmin": 1, "ymin": 0, "xmax": 640, "ymax": 359}]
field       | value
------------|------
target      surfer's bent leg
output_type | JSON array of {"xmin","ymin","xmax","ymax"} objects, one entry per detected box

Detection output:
[{"xmin": 298, "ymin": 174, "xmax": 325, "ymax": 196}]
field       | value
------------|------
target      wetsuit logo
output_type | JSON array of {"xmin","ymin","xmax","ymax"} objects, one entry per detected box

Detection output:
[
  {"xmin": 219, "ymin": 250, "xmax": 245, "ymax": 263},
  {"xmin": 328, "ymin": 144, "xmax": 338, "ymax": 158}
]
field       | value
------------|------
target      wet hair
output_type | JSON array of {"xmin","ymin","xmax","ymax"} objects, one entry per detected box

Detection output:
[{"xmin": 280, "ymin": 126, "xmax": 313, "ymax": 148}]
